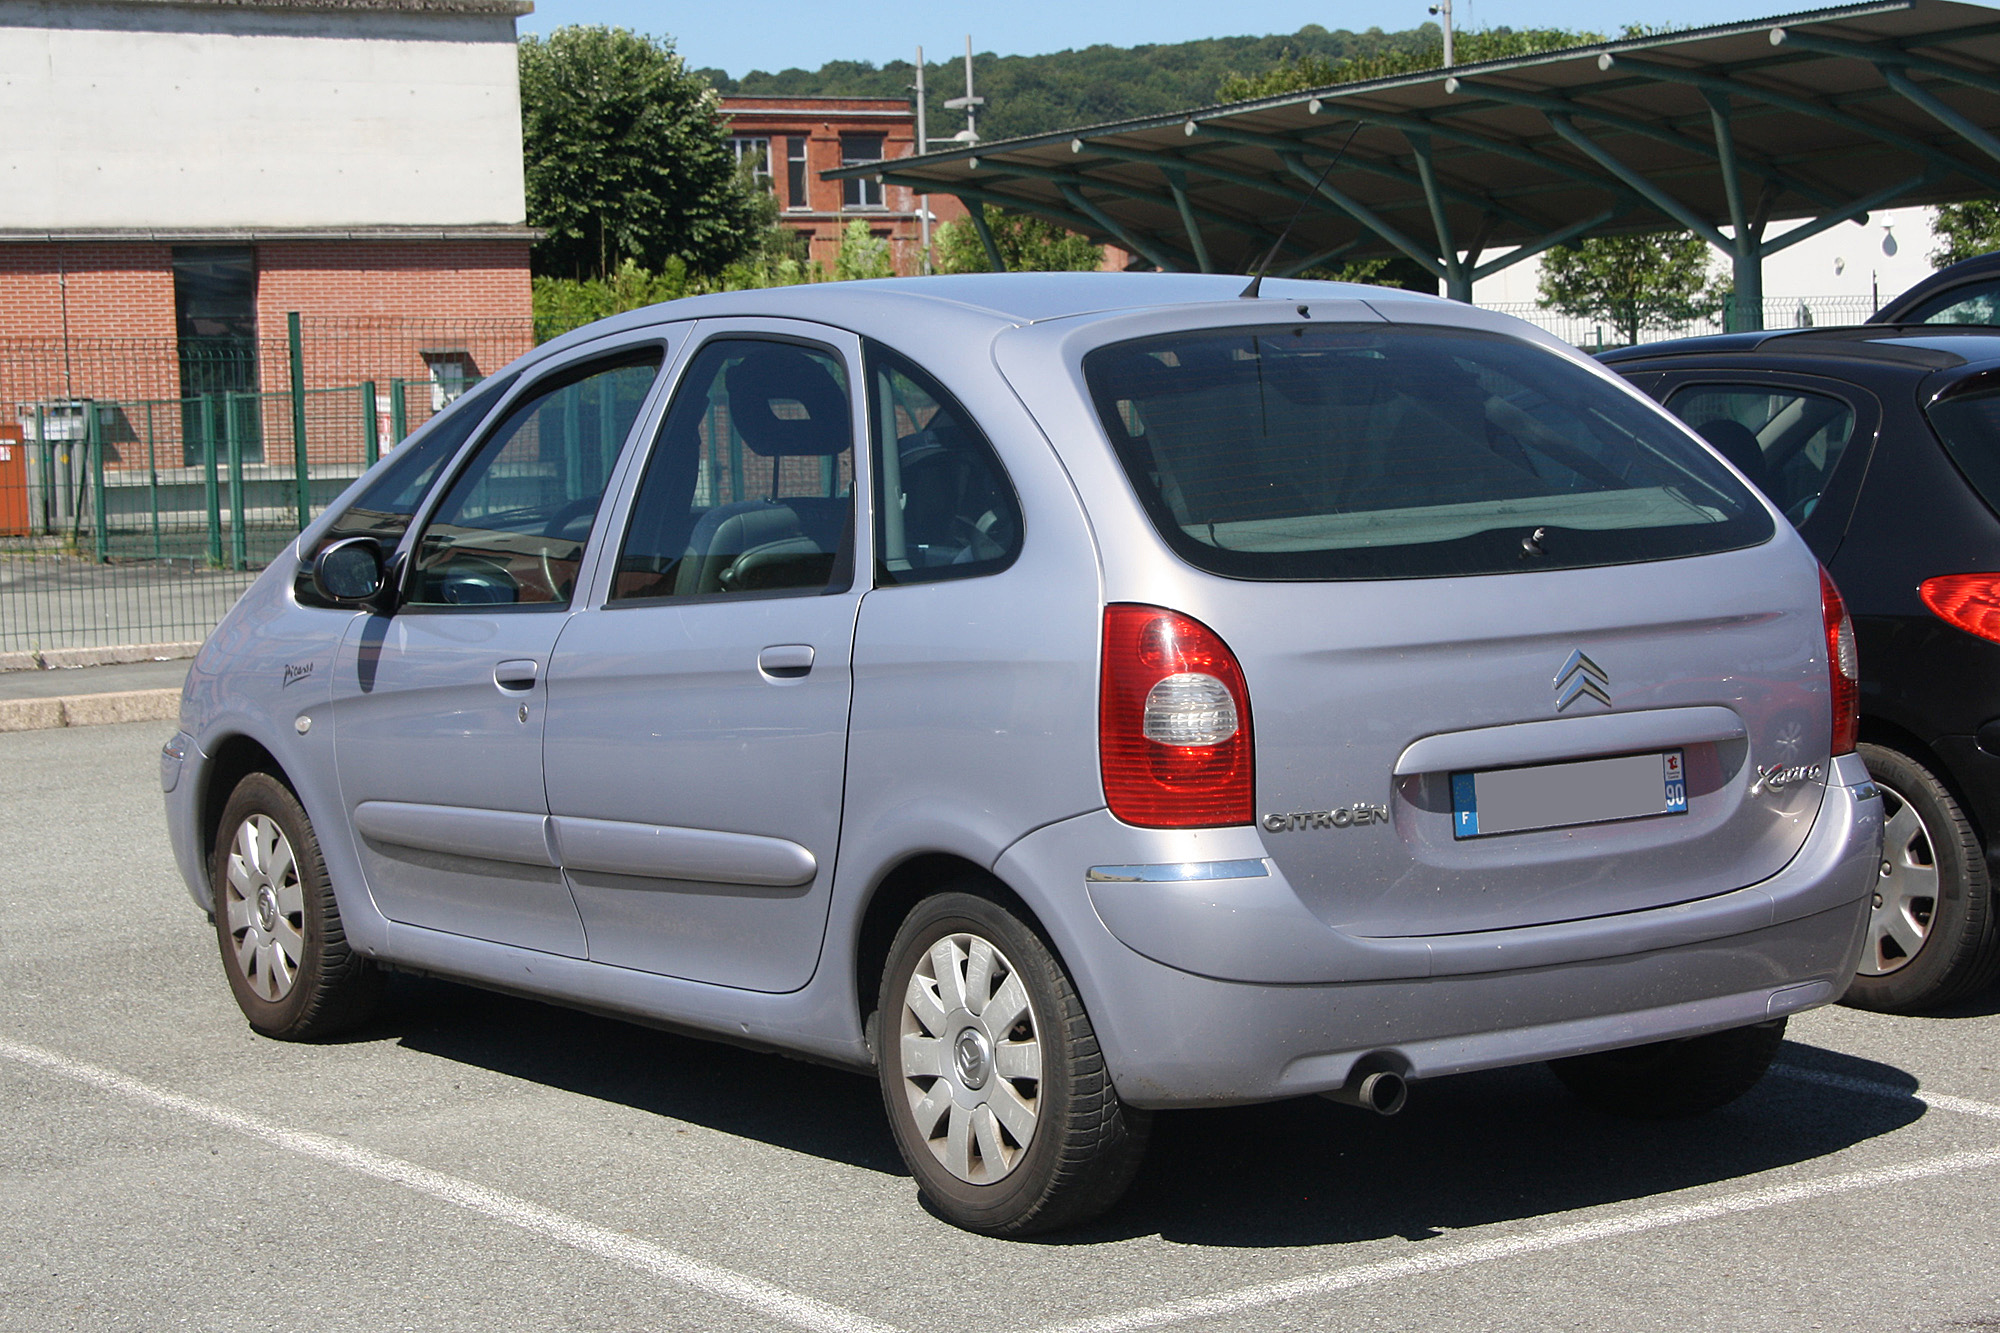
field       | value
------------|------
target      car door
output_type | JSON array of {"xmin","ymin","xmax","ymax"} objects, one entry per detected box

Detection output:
[
  {"xmin": 1649, "ymin": 370, "xmax": 1880, "ymax": 564},
  {"xmin": 542, "ymin": 321, "xmax": 866, "ymax": 992},
  {"xmin": 329, "ymin": 342, "xmax": 671, "ymax": 957}
]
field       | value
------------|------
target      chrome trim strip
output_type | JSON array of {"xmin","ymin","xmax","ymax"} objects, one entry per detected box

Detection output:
[{"xmin": 1086, "ymin": 859, "xmax": 1270, "ymax": 883}]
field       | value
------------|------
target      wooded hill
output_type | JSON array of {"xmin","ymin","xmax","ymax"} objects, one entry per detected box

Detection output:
[{"xmin": 694, "ymin": 24, "xmax": 1441, "ymax": 142}]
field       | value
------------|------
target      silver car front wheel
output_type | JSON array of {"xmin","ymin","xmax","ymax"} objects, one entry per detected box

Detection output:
[{"xmin": 211, "ymin": 773, "xmax": 380, "ymax": 1040}]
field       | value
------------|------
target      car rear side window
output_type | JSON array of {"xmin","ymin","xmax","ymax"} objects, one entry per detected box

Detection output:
[
  {"xmin": 1663, "ymin": 384, "xmax": 1857, "ymax": 527},
  {"xmin": 1926, "ymin": 381, "xmax": 2000, "ymax": 516},
  {"xmin": 611, "ymin": 338, "xmax": 855, "ymax": 600},
  {"xmin": 1082, "ymin": 324, "xmax": 1771, "ymax": 581},
  {"xmin": 867, "ymin": 342, "xmax": 1022, "ymax": 585},
  {"xmin": 408, "ymin": 352, "xmax": 663, "ymax": 608}
]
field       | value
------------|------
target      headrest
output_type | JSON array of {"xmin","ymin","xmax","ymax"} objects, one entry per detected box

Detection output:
[
  {"xmin": 1694, "ymin": 419, "xmax": 1768, "ymax": 488},
  {"xmin": 723, "ymin": 346, "xmax": 852, "ymax": 458}
]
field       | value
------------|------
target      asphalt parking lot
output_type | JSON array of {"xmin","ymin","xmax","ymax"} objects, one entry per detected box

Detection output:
[{"xmin": 5, "ymin": 720, "xmax": 2000, "ymax": 1333}]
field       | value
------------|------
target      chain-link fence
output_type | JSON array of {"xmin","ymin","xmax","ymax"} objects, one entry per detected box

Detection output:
[
  {"xmin": 1487, "ymin": 294, "xmax": 1881, "ymax": 350},
  {"xmin": 0, "ymin": 316, "xmax": 530, "ymax": 653}
]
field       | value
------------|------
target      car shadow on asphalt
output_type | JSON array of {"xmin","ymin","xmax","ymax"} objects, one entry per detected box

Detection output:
[{"xmin": 367, "ymin": 976, "xmax": 1930, "ymax": 1249}]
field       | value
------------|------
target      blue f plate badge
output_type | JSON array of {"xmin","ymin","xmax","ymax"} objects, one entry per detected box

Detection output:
[{"xmin": 1454, "ymin": 750, "xmax": 1687, "ymax": 839}]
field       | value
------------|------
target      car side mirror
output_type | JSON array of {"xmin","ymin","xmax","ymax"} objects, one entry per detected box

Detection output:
[{"xmin": 311, "ymin": 536, "xmax": 388, "ymax": 608}]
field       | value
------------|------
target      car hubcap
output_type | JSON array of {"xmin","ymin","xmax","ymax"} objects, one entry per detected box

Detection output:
[
  {"xmin": 223, "ymin": 813, "xmax": 306, "ymax": 1002},
  {"xmin": 1859, "ymin": 780, "xmax": 1939, "ymax": 976},
  {"xmin": 898, "ymin": 932, "xmax": 1042, "ymax": 1185}
]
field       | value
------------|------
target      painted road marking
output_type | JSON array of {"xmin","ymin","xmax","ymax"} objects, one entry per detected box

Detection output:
[
  {"xmin": 1031, "ymin": 1065, "xmax": 2000, "ymax": 1333},
  {"xmin": 9, "ymin": 1035, "xmax": 1998, "ymax": 1333},
  {"xmin": 0, "ymin": 1038, "xmax": 901, "ymax": 1333}
]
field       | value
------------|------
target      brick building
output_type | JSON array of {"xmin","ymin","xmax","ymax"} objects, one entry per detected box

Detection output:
[
  {"xmin": 720, "ymin": 96, "xmax": 969, "ymax": 276},
  {"xmin": 0, "ymin": 0, "xmax": 537, "ymax": 475}
]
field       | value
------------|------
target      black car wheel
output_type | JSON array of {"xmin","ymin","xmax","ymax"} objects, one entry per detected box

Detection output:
[
  {"xmin": 1549, "ymin": 1019, "xmax": 1787, "ymax": 1119},
  {"xmin": 1842, "ymin": 743, "xmax": 2000, "ymax": 1013}
]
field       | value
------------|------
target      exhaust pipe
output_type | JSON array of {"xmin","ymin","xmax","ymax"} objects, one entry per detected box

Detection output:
[{"xmin": 1321, "ymin": 1067, "xmax": 1408, "ymax": 1116}]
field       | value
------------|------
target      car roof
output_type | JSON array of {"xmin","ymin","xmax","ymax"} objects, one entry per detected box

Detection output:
[
  {"xmin": 526, "ymin": 272, "xmax": 1453, "ymax": 365},
  {"xmin": 1600, "ymin": 323, "xmax": 2000, "ymax": 374}
]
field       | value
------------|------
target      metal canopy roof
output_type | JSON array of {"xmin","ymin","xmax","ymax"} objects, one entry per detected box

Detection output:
[{"xmin": 826, "ymin": 0, "xmax": 2000, "ymax": 320}]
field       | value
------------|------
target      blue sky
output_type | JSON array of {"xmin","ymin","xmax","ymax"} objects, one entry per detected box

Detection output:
[{"xmin": 519, "ymin": 0, "xmax": 1808, "ymax": 77}]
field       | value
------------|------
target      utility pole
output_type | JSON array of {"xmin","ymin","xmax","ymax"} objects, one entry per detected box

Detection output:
[
  {"xmin": 943, "ymin": 36, "xmax": 983, "ymax": 145},
  {"xmin": 913, "ymin": 46, "xmax": 933, "ymax": 273},
  {"xmin": 1429, "ymin": 0, "xmax": 1455, "ymax": 67}
]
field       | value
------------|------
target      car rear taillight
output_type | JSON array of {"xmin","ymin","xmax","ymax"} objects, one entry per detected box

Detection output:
[
  {"xmin": 1100, "ymin": 605, "xmax": 1253, "ymax": 828},
  {"xmin": 1821, "ymin": 567, "xmax": 1859, "ymax": 756},
  {"xmin": 1920, "ymin": 573, "xmax": 2000, "ymax": 645}
]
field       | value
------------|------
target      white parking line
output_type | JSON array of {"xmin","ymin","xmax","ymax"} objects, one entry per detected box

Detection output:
[
  {"xmin": 1031, "ymin": 1067, "xmax": 2000, "ymax": 1333},
  {"xmin": 1772, "ymin": 1063, "xmax": 2000, "ymax": 1121},
  {"xmin": 1030, "ymin": 1148, "xmax": 2000, "ymax": 1333},
  {"xmin": 0, "ymin": 1038, "xmax": 902, "ymax": 1333}
]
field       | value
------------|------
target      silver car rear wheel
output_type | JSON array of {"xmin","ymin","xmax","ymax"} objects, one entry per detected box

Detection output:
[
  {"xmin": 897, "ymin": 931, "xmax": 1043, "ymax": 1185},
  {"xmin": 877, "ymin": 889, "xmax": 1150, "ymax": 1236}
]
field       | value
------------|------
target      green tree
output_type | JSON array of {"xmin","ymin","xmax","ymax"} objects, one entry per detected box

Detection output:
[
  {"xmin": 1537, "ymin": 231, "xmax": 1723, "ymax": 346},
  {"xmin": 933, "ymin": 209, "xmax": 1104, "ymax": 273},
  {"xmin": 1932, "ymin": 202, "xmax": 2000, "ymax": 266},
  {"xmin": 520, "ymin": 26, "xmax": 763, "ymax": 280},
  {"xmin": 833, "ymin": 220, "xmax": 894, "ymax": 281},
  {"xmin": 1219, "ymin": 26, "xmax": 1598, "ymax": 100}
]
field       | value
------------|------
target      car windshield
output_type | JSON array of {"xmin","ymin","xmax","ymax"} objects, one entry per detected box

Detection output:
[{"xmin": 1082, "ymin": 324, "xmax": 1772, "ymax": 580}]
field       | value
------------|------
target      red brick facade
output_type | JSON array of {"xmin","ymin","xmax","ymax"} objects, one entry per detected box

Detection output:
[
  {"xmin": 720, "ymin": 96, "xmax": 969, "ymax": 275},
  {"xmin": 0, "ymin": 238, "xmax": 533, "ymax": 469}
]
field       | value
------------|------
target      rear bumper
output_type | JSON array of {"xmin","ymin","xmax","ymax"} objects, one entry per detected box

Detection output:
[{"xmin": 997, "ymin": 754, "xmax": 1882, "ymax": 1109}]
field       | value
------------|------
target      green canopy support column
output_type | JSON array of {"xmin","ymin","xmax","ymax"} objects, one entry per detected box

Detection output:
[
  {"xmin": 201, "ymin": 396, "xmax": 222, "ymax": 566},
  {"xmin": 1703, "ymin": 93, "xmax": 1764, "ymax": 332},
  {"xmin": 86, "ymin": 400, "xmax": 107, "ymax": 563},
  {"xmin": 1161, "ymin": 169, "xmax": 1213, "ymax": 273},
  {"xmin": 361, "ymin": 381, "xmax": 379, "ymax": 466},
  {"xmin": 1405, "ymin": 132, "xmax": 1470, "ymax": 301},
  {"xmin": 1056, "ymin": 182, "xmax": 1179, "ymax": 271},
  {"xmin": 960, "ymin": 198, "xmax": 1007, "ymax": 272},
  {"xmin": 1278, "ymin": 153, "xmax": 1446, "ymax": 282}
]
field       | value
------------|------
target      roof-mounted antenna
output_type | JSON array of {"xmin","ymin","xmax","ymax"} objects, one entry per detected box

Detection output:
[{"xmin": 1240, "ymin": 121, "xmax": 1362, "ymax": 299}]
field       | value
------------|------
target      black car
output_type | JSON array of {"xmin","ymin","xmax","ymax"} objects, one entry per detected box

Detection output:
[
  {"xmin": 1606, "ymin": 325, "xmax": 2000, "ymax": 1012},
  {"xmin": 1869, "ymin": 250, "xmax": 2000, "ymax": 326}
]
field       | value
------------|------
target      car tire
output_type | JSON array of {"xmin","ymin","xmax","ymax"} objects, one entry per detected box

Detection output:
[
  {"xmin": 1842, "ymin": 742, "xmax": 2000, "ymax": 1014},
  {"xmin": 877, "ymin": 889, "xmax": 1151, "ymax": 1236},
  {"xmin": 211, "ymin": 772, "xmax": 381, "ymax": 1040},
  {"xmin": 1548, "ymin": 1018, "xmax": 1787, "ymax": 1119}
]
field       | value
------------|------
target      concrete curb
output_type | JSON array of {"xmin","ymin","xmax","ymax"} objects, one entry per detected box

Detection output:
[
  {"xmin": 0, "ymin": 689, "xmax": 181, "ymax": 733},
  {"xmin": 0, "ymin": 642, "xmax": 203, "ymax": 673}
]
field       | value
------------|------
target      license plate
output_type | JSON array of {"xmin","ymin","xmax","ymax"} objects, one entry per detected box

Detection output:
[{"xmin": 1452, "ymin": 750, "xmax": 1687, "ymax": 839}]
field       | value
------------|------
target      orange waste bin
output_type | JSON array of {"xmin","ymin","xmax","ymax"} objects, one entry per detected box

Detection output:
[{"xmin": 0, "ymin": 424, "xmax": 29, "ymax": 538}]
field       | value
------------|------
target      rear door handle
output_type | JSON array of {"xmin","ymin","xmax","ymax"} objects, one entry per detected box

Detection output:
[
  {"xmin": 494, "ymin": 659, "xmax": 540, "ymax": 691},
  {"xmin": 758, "ymin": 644, "xmax": 815, "ymax": 679}
]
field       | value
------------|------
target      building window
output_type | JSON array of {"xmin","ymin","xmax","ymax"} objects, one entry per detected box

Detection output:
[
  {"xmin": 787, "ymin": 136, "xmax": 810, "ymax": 212},
  {"xmin": 729, "ymin": 136, "xmax": 772, "ymax": 188},
  {"xmin": 172, "ymin": 246, "xmax": 259, "ymax": 465},
  {"xmin": 842, "ymin": 135, "xmax": 885, "ymax": 210}
]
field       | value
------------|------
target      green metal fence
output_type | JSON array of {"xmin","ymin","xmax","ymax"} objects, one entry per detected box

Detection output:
[{"xmin": 1, "ymin": 314, "xmax": 528, "ymax": 653}]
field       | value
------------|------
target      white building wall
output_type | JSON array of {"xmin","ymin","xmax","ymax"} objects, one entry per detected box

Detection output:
[
  {"xmin": 0, "ymin": 1, "xmax": 526, "ymax": 231},
  {"xmin": 1471, "ymin": 205, "xmax": 1944, "ymax": 321}
]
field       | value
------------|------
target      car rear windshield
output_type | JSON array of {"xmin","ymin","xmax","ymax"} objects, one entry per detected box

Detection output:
[
  {"xmin": 1082, "ymin": 324, "xmax": 1773, "ymax": 581},
  {"xmin": 1926, "ymin": 381, "xmax": 2000, "ymax": 516}
]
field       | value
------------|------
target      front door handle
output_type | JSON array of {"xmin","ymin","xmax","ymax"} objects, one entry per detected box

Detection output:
[
  {"xmin": 494, "ymin": 659, "xmax": 540, "ymax": 691},
  {"xmin": 758, "ymin": 644, "xmax": 815, "ymax": 679}
]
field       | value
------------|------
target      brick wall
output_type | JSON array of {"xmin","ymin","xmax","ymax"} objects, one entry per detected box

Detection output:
[{"xmin": 0, "ymin": 238, "xmax": 533, "ymax": 471}]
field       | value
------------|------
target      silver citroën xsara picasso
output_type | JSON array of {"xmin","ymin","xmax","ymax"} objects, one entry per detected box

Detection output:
[{"xmin": 162, "ymin": 274, "xmax": 1884, "ymax": 1235}]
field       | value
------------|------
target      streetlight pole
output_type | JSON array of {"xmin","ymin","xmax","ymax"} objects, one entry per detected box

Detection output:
[
  {"xmin": 943, "ymin": 36, "xmax": 983, "ymax": 146},
  {"xmin": 1430, "ymin": 0, "xmax": 1455, "ymax": 67}
]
